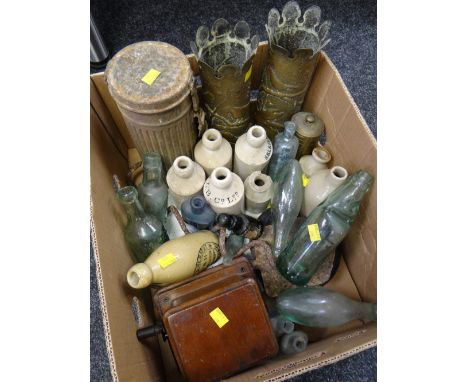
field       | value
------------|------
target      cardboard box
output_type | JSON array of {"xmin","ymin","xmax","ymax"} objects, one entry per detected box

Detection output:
[{"xmin": 90, "ymin": 41, "xmax": 377, "ymax": 381}]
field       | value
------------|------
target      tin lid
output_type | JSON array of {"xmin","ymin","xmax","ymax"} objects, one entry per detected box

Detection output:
[
  {"xmin": 291, "ymin": 112, "xmax": 324, "ymax": 138},
  {"xmin": 105, "ymin": 41, "xmax": 192, "ymax": 113}
]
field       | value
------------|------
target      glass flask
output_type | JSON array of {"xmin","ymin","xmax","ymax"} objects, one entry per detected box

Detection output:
[
  {"xmin": 276, "ymin": 170, "xmax": 373, "ymax": 285},
  {"xmin": 117, "ymin": 186, "xmax": 168, "ymax": 263},
  {"xmin": 268, "ymin": 121, "xmax": 299, "ymax": 181}
]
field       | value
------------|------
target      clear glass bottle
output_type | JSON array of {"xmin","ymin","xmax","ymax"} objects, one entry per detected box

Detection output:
[
  {"xmin": 276, "ymin": 171, "xmax": 373, "ymax": 285},
  {"xmin": 271, "ymin": 159, "xmax": 303, "ymax": 257},
  {"xmin": 268, "ymin": 121, "xmax": 299, "ymax": 181},
  {"xmin": 276, "ymin": 287, "xmax": 377, "ymax": 327},
  {"xmin": 138, "ymin": 153, "xmax": 168, "ymax": 223},
  {"xmin": 117, "ymin": 186, "xmax": 168, "ymax": 263}
]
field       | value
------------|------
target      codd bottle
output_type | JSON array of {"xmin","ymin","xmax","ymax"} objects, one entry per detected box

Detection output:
[
  {"xmin": 117, "ymin": 186, "xmax": 168, "ymax": 263},
  {"xmin": 276, "ymin": 287, "xmax": 377, "ymax": 327},
  {"xmin": 271, "ymin": 160, "xmax": 303, "ymax": 257},
  {"xmin": 276, "ymin": 170, "xmax": 373, "ymax": 285},
  {"xmin": 268, "ymin": 121, "xmax": 299, "ymax": 181},
  {"xmin": 138, "ymin": 153, "xmax": 168, "ymax": 223}
]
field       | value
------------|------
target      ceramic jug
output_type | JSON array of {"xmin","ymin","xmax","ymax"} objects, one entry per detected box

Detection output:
[
  {"xmin": 181, "ymin": 196, "xmax": 216, "ymax": 229},
  {"xmin": 233, "ymin": 125, "xmax": 273, "ymax": 180},
  {"xmin": 194, "ymin": 128, "xmax": 233, "ymax": 175},
  {"xmin": 166, "ymin": 156, "xmax": 206, "ymax": 209},
  {"xmin": 126, "ymin": 231, "xmax": 220, "ymax": 288},
  {"xmin": 299, "ymin": 146, "xmax": 332, "ymax": 178},
  {"xmin": 243, "ymin": 171, "xmax": 273, "ymax": 218},
  {"xmin": 301, "ymin": 166, "xmax": 348, "ymax": 217},
  {"xmin": 203, "ymin": 167, "xmax": 245, "ymax": 214}
]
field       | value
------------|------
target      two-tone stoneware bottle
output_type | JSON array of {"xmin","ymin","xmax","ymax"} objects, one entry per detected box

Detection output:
[
  {"xmin": 203, "ymin": 167, "xmax": 245, "ymax": 214},
  {"xmin": 194, "ymin": 128, "xmax": 233, "ymax": 175}
]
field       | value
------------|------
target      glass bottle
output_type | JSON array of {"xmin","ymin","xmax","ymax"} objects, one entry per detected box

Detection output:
[
  {"xmin": 276, "ymin": 287, "xmax": 377, "ymax": 327},
  {"xmin": 216, "ymin": 213, "xmax": 263, "ymax": 240},
  {"xmin": 181, "ymin": 196, "xmax": 216, "ymax": 229},
  {"xmin": 270, "ymin": 316, "xmax": 295, "ymax": 337},
  {"xmin": 268, "ymin": 121, "xmax": 299, "ymax": 181},
  {"xmin": 279, "ymin": 331, "xmax": 308, "ymax": 355},
  {"xmin": 138, "ymin": 153, "xmax": 168, "ymax": 223},
  {"xmin": 276, "ymin": 171, "xmax": 373, "ymax": 285},
  {"xmin": 223, "ymin": 234, "xmax": 245, "ymax": 266},
  {"xmin": 117, "ymin": 186, "xmax": 168, "ymax": 263},
  {"xmin": 271, "ymin": 159, "xmax": 303, "ymax": 257}
]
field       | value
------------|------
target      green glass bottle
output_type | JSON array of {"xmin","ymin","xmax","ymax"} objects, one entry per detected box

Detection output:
[
  {"xmin": 138, "ymin": 153, "xmax": 168, "ymax": 223},
  {"xmin": 276, "ymin": 287, "xmax": 377, "ymax": 327},
  {"xmin": 279, "ymin": 331, "xmax": 308, "ymax": 355},
  {"xmin": 117, "ymin": 186, "xmax": 168, "ymax": 263},
  {"xmin": 276, "ymin": 170, "xmax": 373, "ymax": 285}
]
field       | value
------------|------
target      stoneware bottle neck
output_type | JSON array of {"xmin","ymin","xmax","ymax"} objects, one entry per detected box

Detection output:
[
  {"xmin": 173, "ymin": 156, "xmax": 194, "ymax": 179},
  {"xmin": 327, "ymin": 166, "xmax": 348, "ymax": 186},
  {"xmin": 202, "ymin": 129, "xmax": 223, "ymax": 151},
  {"xmin": 246, "ymin": 125, "xmax": 267, "ymax": 148},
  {"xmin": 248, "ymin": 172, "xmax": 272, "ymax": 193},
  {"xmin": 312, "ymin": 147, "xmax": 331, "ymax": 164},
  {"xmin": 210, "ymin": 167, "xmax": 233, "ymax": 189}
]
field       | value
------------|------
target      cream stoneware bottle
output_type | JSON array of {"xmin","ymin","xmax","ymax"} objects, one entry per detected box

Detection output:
[
  {"xmin": 203, "ymin": 167, "xmax": 245, "ymax": 214},
  {"xmin": 166, "ymin": 156, "xmax": 205, "ymax": 209},
  {"xmin": 301, "ymin": 166, "xmax": 348, "ymax": 217},
  {"xmin": 299, "ymin": 146, "xmax": 332, "ymax": 178},
  {"xmin": 234, "ymin": 125, "xmax": 273, "ymax": 180},
  {"xmin": 194, "ymin": 128, "xmax": 233, "ymax": 175},
  {"xmin": 126, "ymin": 231, "xmax": 220, "ymax": 288},
  {"xmin": 243, "ymin": 171, "xmax": 273, "ymax": 218}
]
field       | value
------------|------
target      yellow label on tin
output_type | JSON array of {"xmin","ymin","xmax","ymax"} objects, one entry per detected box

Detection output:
[
  {"xmin": 302, "ymin": 173, "xmax": 310, "ymax": 187},
  {"xmin": 307, "ymin": 224, "xmax": 321, "ymax": 242},
  {"xmin": 158, "ymin": 253, "xmax": 177, "ymax": 269},
  {"xmin": 141, "ymin": 68, "xmax": 161, "ymax": 85},
  {"xmin": 244, "ymin": 65, "xmax": 252, "ymax": 82},
  {"xmin": 209, "ymin": 307, "xmax": 229, "ymax": 328}
]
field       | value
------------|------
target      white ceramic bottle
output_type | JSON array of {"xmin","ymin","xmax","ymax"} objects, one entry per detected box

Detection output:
[
  {"xmin": 203, "ymin": 167, "xmax": 245, "ymax": 214},
  {"xmin": 194, "ymin": 128, "xmax": 233, "ymax": 175},
  {"xmin": 234, "ymin": 125, "xmax": 273, "ymax": 180},
  {"xmin": 299, "ymin": 146, "xmax": 332, "ymax": 177},
  {"xmin": 301, "ymin": 166, "xmax": 349, "ymax": 217},
  {"xmin": 243, "ymin": 171, "xmax": 273, "ymax": 218},
  {"xmin": 166, "ymin": 156, "xmax": 205, "ymax": 209}
]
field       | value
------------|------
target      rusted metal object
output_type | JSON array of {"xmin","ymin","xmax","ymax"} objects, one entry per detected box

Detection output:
[
  {"xmin": 255, "ymin": 2, "xmax": 331, "ymax": 140},
  {"xmin": 292, "ymin": 111, "xmax": 325, "ymax": 158},
  {"xmin": 191, "ymin": 19, "xmax": 259, "ymax": 144},
  {"xmin": 105, "ymin": 41, "xmax": 203, "ymax": 169}
]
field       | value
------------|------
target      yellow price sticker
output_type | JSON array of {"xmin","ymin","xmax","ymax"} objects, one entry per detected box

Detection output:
[
  {"xmin": 209, "ymin": 307, "xmax": 229, "ymax": 328},
  {"xmin": 307, "ymin": 224, "xmax": 321, "ymax": 242},
  {"xmin": 141, "ymin": 68, "xmax": 161, "ymax": 85},
  {"xmin": 267, "ymin": 201, "xmax": 272, "ymax": 209},
  {"xmin": 244, "ymin": 65, "xmax": 252, "ymax": 82},
  {"xmin": 302, "ymin": 173, "xmax": 310, "ymax": 187},
  {"xmin": 158, "ymin": 253, "xmax": 177, "ymax": 269}
]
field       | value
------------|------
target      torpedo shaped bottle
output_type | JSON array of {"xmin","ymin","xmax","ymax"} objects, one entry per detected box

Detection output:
[
  {"xmin": 216, "ymin": 213, "xmax": 263, "ymax": 240},
  {"xmin": 276, "ymin": 287, "xmax": 377, "ymax": 327},
  {"xmin": 276, "ymin": 170, "xmax": 373, "ymax": 285},
  {"xmin": 126, "ymin": 231, "xmax": 220, "ymax": 288}
]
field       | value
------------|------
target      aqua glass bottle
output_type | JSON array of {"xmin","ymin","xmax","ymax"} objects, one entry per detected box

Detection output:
[
  {"xmin": 276, "ymin": 287, "xmax": 377, "ymax": 327},
  {"xmin": 138, "ymin": 153, "xmax": 168, "ymax": 223},
  {"xmin": 271, "ymin": 159, "xmax": 303, "ymax": 258},
  {"xmin": 279, "ymin": 331, "xmax": 308, "ymax": 355},
  {"xmin": 276, "ymin": 170, "xmax": 373, "ymax": 285},
  {"xmin": 117, "ymin": 186, "xmax": 168, "ymax": 263},
  {"xmin": 268, "ymin": 121, "xmax": 299, "ymax": 181}
]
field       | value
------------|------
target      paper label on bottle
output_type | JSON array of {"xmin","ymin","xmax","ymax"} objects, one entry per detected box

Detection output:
[
  {"xmin": 158, "ymin": 253, "xmax": 177, "ymax": 269},
  {"xmin": 307, "ymin": 224, "xmax": 321, "ymax": 242},
  {"xmin": 244, "ymin": 65, "xmax": 252, "ymax": 82},
  {"xmin": 302, "ymin": 174, "xmax": 310, "ymax": 187},
  {"xmin": 210, "ymin": 307, "xmax": 229, "ymax": 328},
  {"xmin": 141, "ymin": 68, "xmax": 161, "ymax": 85}
]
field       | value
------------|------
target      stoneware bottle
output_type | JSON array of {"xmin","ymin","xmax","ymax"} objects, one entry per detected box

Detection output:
[
  {"xmin": 166, "ymin": 156, "xmax": 206, "ymax": 209},
  {"xmin": 181, "ymin": 196, "xmax": 216, "ymax": 229},
  {"xmin": 280, "ymin": 331, "xmax": 309, "ymax": 355},
  {"xmin": 194, "ymin": 128, "xmax": 233, "ymax": 175},
  {"xmin": 138, "ymin": 152, "xmax": 168, "ymax": 223},
  {"xmin": 243, "ymin": 171, "xmax": 273, "ymax": 218},
  {"xmin": 233, "ymin": 125, "xmax": 273, "ymax": 180},
  {"xmin": 299, "ymin": 146, "xmax": 332, "ymax": 178},
  {"xmin": 126, "ymin": 231, "xmax": 220, "ymax": 288},
  {"xmin": 267, "ymin": 121, "xmax": 299, "ymax": 181},
  {"xmin": 203, "ymin": 167, "xmax": 245, "ymax": 214},
  {"xmin": 301, "ymin": 166, "xmax": 348, "ymax": 217},
  {"xmin": 276, "ymin": 287, "xmax": 377, "ymax": 327}
]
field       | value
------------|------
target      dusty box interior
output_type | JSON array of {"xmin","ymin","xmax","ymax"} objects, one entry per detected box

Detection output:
[{"xmin": 90, "ymin": 42, "xmax": 377, "ymax": 382}]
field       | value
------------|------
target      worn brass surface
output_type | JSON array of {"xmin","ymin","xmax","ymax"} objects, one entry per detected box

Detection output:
[{"xmin": 293, "ymin": 111, "xmax": 325, "ymax": 158}]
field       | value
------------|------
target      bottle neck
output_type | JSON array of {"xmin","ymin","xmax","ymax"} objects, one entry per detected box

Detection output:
[
  {"xmin": 210, "ymin": 167, "xmax": 233, "ymax": 189},
  {"xmin": 172, "ymin": 156, "xmax": 194, "ymax": 179},
  {"xmin": 142, "ymin": 166, "xmax": 162, "ymax": 186},
  {"xmin": 142, "ymin": 153, "xmax": 163, "ymax": 185},
  {"xmin": 246, "ymin": 125, "xmax": 267, "ymax": 148},
  {"xmin": 283, "ymin": 121, "xmax": 297, "ymax": 140},
  {"xmin": 202, "ymin": 129, "xmax": 223, "ymax": 151},
  {"xmin": 356, "ymin": 301, "xmax": 377, "ymax": 322},
  {"xmin": 117, "ymin": 186, "xmax": 146, "ymax": 221}
]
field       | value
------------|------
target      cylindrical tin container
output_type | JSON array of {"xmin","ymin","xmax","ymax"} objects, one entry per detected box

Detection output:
[
  {"xmin": 105, "ymin": 41, "xmax": 199, "ymax": 169},
  {"xmin": 292, "ymin": 112, "xmax": 325, "ymax": 159}
]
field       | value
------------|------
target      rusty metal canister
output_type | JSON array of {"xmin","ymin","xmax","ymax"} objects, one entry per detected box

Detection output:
[
  {"xmin": 105, "ymin": 41, "xmax": 201, "ymax": 169},
  {"xmin": 292, "ymin": 112, "xmax": 324, "ymax": 159}
]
